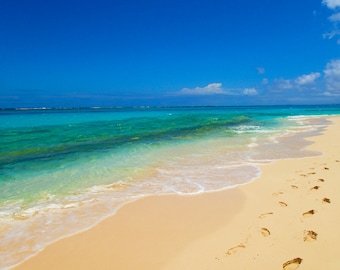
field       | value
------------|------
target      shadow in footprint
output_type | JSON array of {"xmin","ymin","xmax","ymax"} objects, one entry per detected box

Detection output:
[
  {"xmin": 272, "ymin": 191, "xmax": 283, "ymax": 197},
  {"xmin": 303, "ymin": 210, "xmax": 315, "ymax": 217},
  {"xmin": 291, "ymin": 185, "xmax": 298, "ymax": 189},
  {"xmin": 283, "ymin": 258, "xmax": 303, "ymax": 270},
  {"xmin": 310, "ymin": 186, "xmax": 320, "ymax": 191},
  {"xmin": 304, "ymin": 230, "xmax": 317, "ymax": 242},
  {"xmin": 279, "ymin": 201, "xmax": 288, "ymax": 207},
  {"xmin": 259, "ymin": 212, "xmax": 273, "ymax": 219},
  {"xmin": 323, "ymin": 198, "xmax": 331, "ymax": 204},
  {"xmin": 318, "ymin": 178, "xmax": 325, "ymax": 183},
  {"xmin": 260, "ymin": 228, "xmax": 270, "ymax": 237},
  {"xmin": 226, "ymin": 244, "xmax": 245, "ymax": 255}
]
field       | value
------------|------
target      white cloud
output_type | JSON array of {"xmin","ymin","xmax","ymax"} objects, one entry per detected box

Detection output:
[
  {"xmin": 262, "ymin": 78, "xmax": 269, "ymax": 85},
  {"xmin": 295, "ymin": 72, "xmax": 321, "ymax": 86},
  {"xmin": 177, "ymin": 83, "xmax": 231, "ymax": 96},
  {"xmin": 323, "ymin": 29, "xmax": 340, "ymax": 39},
  {"xmin": 270, "ymin": 72, "xmax": 320, "ymax": 92},
  {"xmin": 324, "ymin": 59, "xmax": 340, "ymax": 91},
  {"xmin": 323, "ymin": 91, "xmax": 340, "ymax": 96},
  {"xmin": 329, "ymin": 12, "xmax": 340, "ymax": 21},
  {"xmin": 274, "ymin": 79, "xmax": 294, "ymax": 90},
  {"xmin": 323, "ymin": 0, "xmax": 340, "ymax": 44},
  {"xmin": 323, "ymin": 0, "xmax": 340, "ymax": 9},
  {"xmin": 243, "ymin": 88, "xmax": 258, "ymax": 96},
  {"xmin": 173, "ymin": 83, "xmax": 258, "ymax": 96}
]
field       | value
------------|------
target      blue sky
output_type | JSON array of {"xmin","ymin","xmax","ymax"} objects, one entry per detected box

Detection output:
[{"xmin": 1, "ymin": 0, "xmax": 340, "ymax": 107}]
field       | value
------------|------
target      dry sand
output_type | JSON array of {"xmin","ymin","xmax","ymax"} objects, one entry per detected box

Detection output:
[{"xmin": 13, "ymin": 117, "xmax": 340, "ymax": 270}]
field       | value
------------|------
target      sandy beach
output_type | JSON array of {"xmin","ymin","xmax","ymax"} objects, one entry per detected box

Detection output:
[{"xmin": 13, "ymin": 116, "xmax": 340, "ymax": 270}]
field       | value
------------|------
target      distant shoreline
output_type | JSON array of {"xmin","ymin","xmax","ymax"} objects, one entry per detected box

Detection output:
[{"xmin": 2, "ymin": 104, "xmax": 340, "ymax": 111}]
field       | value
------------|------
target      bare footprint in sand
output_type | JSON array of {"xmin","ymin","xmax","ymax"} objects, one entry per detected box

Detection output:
[
  {"xmin": 303, "ymin": 210, "xmax": 315, "ymax": 217},
  {"xmin": 304, "ymin": 230, "xmax": 317, "ymax": 242},
  {"xmin": 291, "ymin": 185, "xmax": 298, "ymax": 189},
  {"xmin": 310, "ymin": 186, "xmax": 320, "ymax": 191},
  {"xmin": 226, "ymin": 244, "xmax": 245, "ymax": 255},
  {"xmin": 283, "ymin": 258, "xmax": 303, "ymax": 270},
  {"xmin": 260, "ymin": 228, "xmax": 271, "ymax": 237},
  {"xmin": 259, "ymin": 212, "xmax": 273, "ymax": 219},
  {"xmin": 272, "ymin": 191, "xmax": 284, "ymax": 197},
  {"xmin": 323, "ymin": 198, "xmax": 331, "ymax": 204},
  {"xmin": 278, "ymin": 201, "xmax": 288, "ymax": 207},
  {"xmin": 324, "ymin": 167, "xmax": 329, "ymax": 170}
]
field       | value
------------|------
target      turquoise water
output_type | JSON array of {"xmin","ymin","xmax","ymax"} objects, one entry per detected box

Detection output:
[{"xmin": 1, "ymin": 105, "xmax": 340, "ymax": 269}]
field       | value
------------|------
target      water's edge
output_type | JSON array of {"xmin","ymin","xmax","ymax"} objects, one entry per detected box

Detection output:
[{"xmin": 0, "ymin": 109, "xmax": 337, "ymax": 270}]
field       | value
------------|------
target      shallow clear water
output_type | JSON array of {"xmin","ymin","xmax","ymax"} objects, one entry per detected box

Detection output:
[{"xmin": 1, "ymin": 105, "xmax": 340, "ymax": 269}]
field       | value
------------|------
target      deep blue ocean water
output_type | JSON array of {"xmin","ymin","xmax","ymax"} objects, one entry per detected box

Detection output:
[{"xmin": 1, "ymin": 105, "xmax": 340, "ymax": 269}]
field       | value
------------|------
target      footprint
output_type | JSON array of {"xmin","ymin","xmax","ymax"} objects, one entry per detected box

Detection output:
[
  {"xmin": 303, "ymin": 210, "xmax": 315, "ymax": 217},
  {"xmin": 279, "ymin": 201, "xmax": 288, "ymax": 207},
  {"xmin": 324, "ymin": 167, "xmax": 329, "ymax": 170},
  {"xmin": 259, "ymin": 212, "xmax": 273, "ymax": 219},
  {"xmin": 226, "ymin": 244, "xmax": 245, "ymax": 255},
  {"xmin": 307, "ymin": 172, "xmax": 316, "ymax": 175},
  {"xmin": 318, "ymin": 178, "xmax": 325, "ymax": 183},
  {"xmin": 304, "ymin": 230, "xmax": 317, "ymax": 242},
  {"xmin": 260, "ymin": 228, "xmax": 271, "ymax": 237},
  {"xmin": 291, "ymin": 185, "xmax": 298, "ymax": 189},
  {"xmin": 283, "ymin": 257, "xmax": 303, "ymax": 270},
  {"xmin": 323, "ymin": 198, "xmax": 331, "ymax": 204},
  {"xmin": 310, "ymin": 186, "xmax": 320, "ymax": 191},
  {"xmin": 272, "ymin": 191, "xmax": 284, "ymax": 197}
]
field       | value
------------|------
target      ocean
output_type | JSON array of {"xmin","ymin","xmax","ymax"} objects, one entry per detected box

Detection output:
[{"xmin": 1, "ymin": 105, "xmax": 340, "ymax": 269}]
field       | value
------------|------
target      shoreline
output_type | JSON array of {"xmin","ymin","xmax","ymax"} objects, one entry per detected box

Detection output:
[{"xmin": 12, "ymin": 116, "xmax": 340, "ymax": 269}]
